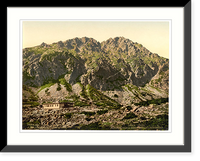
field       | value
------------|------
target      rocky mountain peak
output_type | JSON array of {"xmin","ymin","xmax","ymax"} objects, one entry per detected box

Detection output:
[
  {"xmin": 23, "ymin": 36, "xmax": 168, "ymax": 92},
  {"xmin": 40, "ymin": 42, "xmax": 50, "ymax": 48},
  {"xmin": 57, "ymin": 41, "xmax": 64, "ymax": 48}
]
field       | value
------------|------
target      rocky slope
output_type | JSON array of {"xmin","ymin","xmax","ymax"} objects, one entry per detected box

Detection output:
[
  {"xmin": 22, "ymin": 37, "xmax": 169, "ymax": 130},
  {"xmin": 23, "ymin": 102, "xmax": 168, "ymax": 130}
]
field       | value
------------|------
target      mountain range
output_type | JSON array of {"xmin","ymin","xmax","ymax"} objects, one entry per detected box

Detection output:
[{"xmin": 22, "ymin": 36, "xmax": 169, "ymax": 106}]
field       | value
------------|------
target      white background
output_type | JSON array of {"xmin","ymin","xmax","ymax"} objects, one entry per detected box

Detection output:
[{"xmin": 7, "ymin": 7, "xmax": 183, "ymax": 146}]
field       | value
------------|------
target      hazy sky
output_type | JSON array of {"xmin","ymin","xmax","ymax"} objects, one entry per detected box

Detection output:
[{"xmin": 23, "ymin": 21, "xmax": 169, "ymax": 58}]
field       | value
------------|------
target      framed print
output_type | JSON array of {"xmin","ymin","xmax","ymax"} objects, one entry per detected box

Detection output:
[
  {"xmin": 21, "ymin": 20, "xmax": 171, "ymax": 132},
  {"xmin": 2, "ymin": 2, "xmax": 191, "ymax": 152}
]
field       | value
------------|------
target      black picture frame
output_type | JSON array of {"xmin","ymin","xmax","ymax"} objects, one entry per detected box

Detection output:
[{"xmin": 2, "ymin": 2, "xmax": 191, "ymax": 152}]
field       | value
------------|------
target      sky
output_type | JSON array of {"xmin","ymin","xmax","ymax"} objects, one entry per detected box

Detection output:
[{"xmin": 23, "ymin": 21, "xmax": 169, "ymax": 58}]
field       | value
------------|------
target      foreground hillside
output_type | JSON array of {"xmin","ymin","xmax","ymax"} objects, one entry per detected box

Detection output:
[
  {"xmin": 23, "ymin": 102, "xmax": 168, "ymax": 130},
  {"xmin": 22, "ymin": 36, "xmax": 169, "ymax": 130}
]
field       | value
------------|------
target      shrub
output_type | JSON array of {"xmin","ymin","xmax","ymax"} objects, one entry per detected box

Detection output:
[
  {"xmin": 59, "ymin": 78, "xmax": 66, "ymax": 85},
  {"xmin": 95, "ymin": 102, "xmax": 106, "ymax": 107},
  {"xmin": 64, "ymin": 113, "xmax": 73, "ymax": 119},
  {"xmin": 81, "ymin": 111, "xmax": 96, "ymax": 117},
  {"xmin": 26, "ymin": 119, "xmax": 40, "ymax": 125},
  {"xmin": 28, "ymin": 95, "xmax": 38, "ymax": 101},
  {"xmin": 114, "ymin": 94, "xmax": 118, "ymax": 98},
  {"xmin": 37, "ymin": 83, "xmax": 54, "ymax": 94},
  {"xmin": 159, "ymin": 71, "xmax": 165, "ymax": 75},
  {"xmin": 45, "ymin": 88, "xmax": 49, "ymax": 93},
  {"xmin": 140, "ymin": 114, "xmax": 168, "ymax": 130},
  {"xmin": 108, "ymin": 104, "xmax": 122, "ymax": 110},
  {"xmin": 97, "ymin": 110, "xmax": 108, "ymax": 115},
  {"xmin": 33, "ymin": 120, "xmax": 40, "ymax": 124},
  {"xmin": 75, "ymin": 74, "xmax": 82, "ymax": 83},
  {"xmin": 56, "ymin": 83, "xmax": 61, "ymax": 91},
  {"xmin": 140, "ymin": 117, "xmax": 146, "ymax": 120},
  {"xmin": 126, "ymin": 106, "xmax": 132, "ymax": 111},
  {"xmin": 123, "ymin": 112, "xmax": 137, "ymax": 119},
  {"xmin": 80, "ymin": 122, "xmax": 102, "ymax": 130},
  {"xmin": 134, "ymin": 98, "xmax": 168, "ymax": 106},
  {"xmin": 23, "ymin": 101, "xmax": 39, "ymax": 107},
  {"xmin": 31, "ymin": 102, "xmax": 40, "ymax": 107},
  {"xmin": 74, "ymin": 101, "xmax": 90, "ymax": 107},
  {"xmin": 87, "ymin": 43, "xmax": 91, "ymax": 47},
  {"xmin": 59, "ymin": 99, "xmax": 69, "ymax": 103},
  {"xmin": 86, "ymin": 84, "xmax": 121, "ymax": 107},
  {"xmin": 59, "ymin": 78, "xmax": 72, "ymax": 92},
  {"xmin": 66, "ymin": 94, "xmax": 80, "ymax": 102},
  {"xmin": 85, "ymin": 118, "xmax": 92, "ymax": 121}
]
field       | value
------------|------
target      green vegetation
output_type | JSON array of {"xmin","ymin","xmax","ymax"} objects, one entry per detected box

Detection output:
[
  {"xmin": 149, "ymin": 85, "xmax": 162, "ymax": 93},
  {"xmin": 105, "ymin": 75, "xmax": 126, "ymax": 91},
  {"xmin": 79, "ymin": 122, "xmax": 113, "ymax": 130},
  {"xmin": 124, "ymin": 84, "xmax": 139, "ymax": 92},
  {"xmin": 80, "ymin": 122, "xmax": 101, "ymax": 130},
  {"xmin": 56, "ymin": 83, "xmax": 61, "ymax": 91},
  {"xmin": 126, "ymin": 106, "xmax": 132, "ymax": 111},
  {"xmin": 134, "ymin": 114, "xmax": 168, "ymax": 130},
  {"xmin": 59, "ymin": 99, "xmax": 69, "ymax": 103},
  {"xmin": 26, "ymin": 46, "xmax": 47, "ymax": 56},
  {"xmin": 87, "ymin": 43, "xmax": 91, "ymax": 47},
  {"xmin": 22, "ymin": 85, "xmax": 39, "ymax": 107},
  {"xmin": 44, "ymin": 88, "xmax": 50, "ymax": 96},
  {"xmin": 75, "ymin": 74, "xmax": 82, "ymax": 83},
  {"xmin": 97, "ymin": 109, "xmax": 108, "ymax": 115},
  {"xmin": 121, "ymin": 114, "xmax": 168, "ymax": 130},
  {"xmin": 23, "ymin": 85, "xmax": 38, "ymax": 101},
  {"xmin": 108, "ymin": 104, "xmax": 122, "ymax": 110},
  {"xmin": 59, "ymin": 78, "xmax": 72, "ymax": 92},
  {"xmin": 113, "ymin": 94, "xmax": 118, "ymax": 98},
  {"xmin": 37, "ymin": 83, "xmax": 54, "ymax": 94},
  {"xmin": 65, "ymin": 94, "xmax": 80, "ymax": 102},
  {"xmin": 81, "ymin": 111, "xmax": 96, "ymax": 117},
  {"xmin": 76, "ymin": 82, "xmax": 89, "ymax": 100},
  {"xmin": 85, "ymin": 118, "xmax": 92, "ymax": 121},
  {"xmin": 135, "ymin": 43, "xmax": 143, "ymax": 48},
  {"xmin": 123, "ymin": 112, "xmax": 137, "ymax": 119},
  {"xmin": 57, "ymin": 83, "xmax": 122, "ymax": 109},
  {"xmin": 86, "ymin": 84, "xmax": 121, "ymax": 108},
  {"xmin": 96, "ymin": 75, "xmax": 103, "ymax": 80},
  {"xmin": 41, "ymin": 50, "xmax": 69, "ymax": 62},
  {"xmin": 74, "ymin": 101, "xmax": 90, "ymax": 107},
  {"xmin": 143, "ymin": 114, "xmax": 168, "ymax": 129},
  {"xmin": 153, "ymin": 76, "xmax": 163, "ymax": 84},
  {"xmin": 26, "ymin": 119, "xmax": 41, "ymax": 125},
  {"xmin": 95, "ymin": 102, "xmax": 106, "ymax": 107},
  {"xmin": 64, "ymin": 113, "xmax": 73, "ymax": 119},
  {"xmin": 23, "ymin": 46, "xmax": 83, "ymax": 87},
  {"xmin": 159, "ymin": 71, "xmax": 165, "ymax": 75},
  {"xmin": 124, "ymin": 84, "xmax": 144, "ymax": 101},
  {"xmin": 59, "ymin": 78, "xmax": 67, "ymax": 85},
  {"xmin": 134, "ymin": 98, "xmax": 168, "ymax": 106},
  {"xmin": 45, "ymin": 88, "xmax": 49, "ymax": 93},
  {"xmin": 23, "ymin": 101, "xmax": 40, "ymax": 107},
  {"xmin": 23, "ymin": 70, "xmax": 35, "ymax": 85}
]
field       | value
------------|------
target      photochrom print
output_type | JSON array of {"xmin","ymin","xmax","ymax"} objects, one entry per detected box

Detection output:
[{"xmin": 22, "ymin": 21, "xmax": 169, "ymax": 130}]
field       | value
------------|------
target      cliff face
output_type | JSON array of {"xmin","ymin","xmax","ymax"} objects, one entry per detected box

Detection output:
[{"xmin": 22, "ymin": 36, "xmax": 169, "ymax": 105}]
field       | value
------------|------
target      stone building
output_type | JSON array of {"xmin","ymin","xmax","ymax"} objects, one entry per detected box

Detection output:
[
  {"xmin": 42, "ymin": 103, "xmax": 65, "ymax": 109},
  {"xmin": 42, "ymin": 102, "xmax": 74, "ymax": 109}
]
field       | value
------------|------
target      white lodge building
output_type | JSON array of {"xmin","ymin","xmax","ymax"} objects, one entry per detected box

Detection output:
[{"xmin": 43, "ymin": 103, "xmax": 65, "ymax": 109}]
